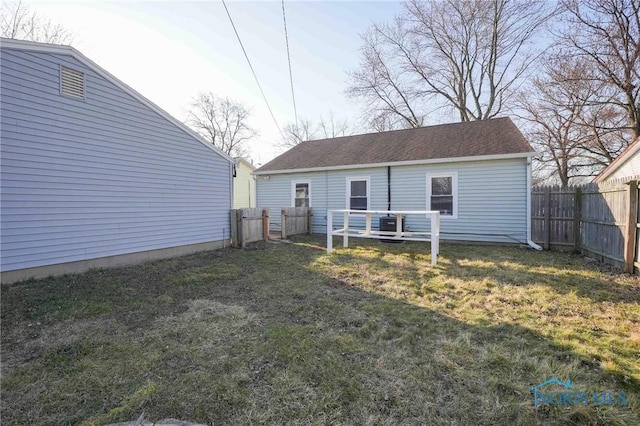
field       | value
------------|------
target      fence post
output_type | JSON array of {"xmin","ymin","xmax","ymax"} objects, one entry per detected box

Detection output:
[
  {"xmin": 543, "ymin": 187, "xmax": 551, "ymax": 250},
  {"xmin": 241, "ymin": 209, "xmax": 248, "ymax": 248},
  {"xmin": 230, "ymin": 210, "xmax": 238, "ymax": 247},
  {"xmin": 262, "ymin": 208, "xmax": 269, "ymax": 241},
  {"xmin": 281, "ymin": 209, "xmax": 287, "ymax": 239},
  {"xmin": 574, "ymin": 186, "xmax": 582, "ymax": 253},
  {"xmin": 624, "ymin": 180, "xmax": 638, "ymax": 273},
  {"xmin": 307, "ymin": 208, "xmax": 313, "ymax": 235}
]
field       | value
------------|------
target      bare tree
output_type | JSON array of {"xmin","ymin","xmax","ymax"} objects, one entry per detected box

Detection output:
[
  {"xmin": 282, "ymin": 119, "xmax": 318, "ymax": 148},
  {"xmin": 347, "ymin": 0, "xmax": 553, "ymax": 126},
  {"xmin": 558, "ymin": 0, "xmax": 640, "ymax": 140},
  {"xmin": 317, "ymin": 112, "xmax": 351, "ymax": 139},
  {"xmin": 281, "ymin": 113, "xmax": 353, "ymax": 149},
  {"xmin": 1, "ymin": 0, "xmax": 73, "ymax": 44},
  {"xmin": 520, "ymin": 56, "xmax": 629, "ymax": 185},
  {"xmin": 187, "ymin": 93, "xmax": 256, "ymax": 157}
]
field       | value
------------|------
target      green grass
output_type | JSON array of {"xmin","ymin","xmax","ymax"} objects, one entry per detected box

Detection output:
[{"xmin": 1, "ymin": 236, "xmax": 639, "ymax": 425}]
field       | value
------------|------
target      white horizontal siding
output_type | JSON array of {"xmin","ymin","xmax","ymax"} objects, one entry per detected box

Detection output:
[
  {"xmin": 607, "ymin": 152, "xmax": 640, "ymax": 181},
  {"xmin": 0, "ymin": 47, "xmax": 232, "ymax": 272},
  {"xmin": 257, "ymin": 159, "xmax": 528, "ymax": 243}
]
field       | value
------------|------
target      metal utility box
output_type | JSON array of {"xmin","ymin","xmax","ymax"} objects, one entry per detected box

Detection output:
[{"xmin": 379, "ymin": 216, "xmax": 404, "ymax": 243}]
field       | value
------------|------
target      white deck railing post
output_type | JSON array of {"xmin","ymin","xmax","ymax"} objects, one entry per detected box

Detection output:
[
  {"xmin": 327, "ymin": 210, "xmax": 333, "ymax": 253},
  {"xmin": 430, "ymin": 212, "xmax": 440, "ymax": 264},
  {"xmin": 343, "ymin": 211, "xmax": 349, "ymax": 248}
]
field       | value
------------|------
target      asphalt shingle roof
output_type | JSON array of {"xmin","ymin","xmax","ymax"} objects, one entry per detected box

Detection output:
[{"xmin": 256, "ymin": 117, "xmax": 534, "ymax": 173}]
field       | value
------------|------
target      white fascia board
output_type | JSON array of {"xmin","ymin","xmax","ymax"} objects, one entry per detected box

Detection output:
[
  {"xmin": 253, "ymin": 151, "xmax": 535, "ymax": 175},
  {"xmin": 0, "ymin": 38, "xmax": 234, "ymax": 164}
]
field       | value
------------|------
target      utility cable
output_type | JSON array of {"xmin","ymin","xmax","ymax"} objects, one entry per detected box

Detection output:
[
  {"xmin": 221, "ymin": 0, "xmax": 285, "ymax": 140},
  {"xmin": 281, "ymin": 0, "xmax": 299, "ymax": 128}
]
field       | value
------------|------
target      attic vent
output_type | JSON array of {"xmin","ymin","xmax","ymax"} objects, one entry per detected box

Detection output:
[{"xmin": 60, "ymin": 66, "xmax": 85, "ymax": 99}]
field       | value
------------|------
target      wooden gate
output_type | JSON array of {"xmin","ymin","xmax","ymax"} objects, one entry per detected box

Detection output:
[
  {"xmin": 231, "ymin": 208, "xmax": 269, "ymax": 247},
  {"xmin": 281, "ymin": 207, "xmax": 313, "ymax": 239}
]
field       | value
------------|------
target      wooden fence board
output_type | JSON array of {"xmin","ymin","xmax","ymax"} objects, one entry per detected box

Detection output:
[
  {"xmin": 281, "ymin": 207, "xmax": 312, "ymax": 239},
  {"xmin": 232, "ymin": 208, "xmax": 269, "ymax": 247}
]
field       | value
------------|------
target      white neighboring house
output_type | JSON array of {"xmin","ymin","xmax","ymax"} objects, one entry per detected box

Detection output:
[
  {"xmin": 233, "ymin": 157, "xmax": 256, "ymax": 209},
  {"xmin": 0, "ymin": 38, "xmax": 234, "ymax": 283},
  {"xmin": 255, "ymin": 117, "xmax": 540, "ymax": 247},
  {"xmin": 594, "ymin": 136, "xmax": 640, "ymax": 183}
]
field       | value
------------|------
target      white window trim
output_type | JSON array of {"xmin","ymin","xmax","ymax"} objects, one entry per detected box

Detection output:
[
  {"xmin": 291, "ymin": 180, "xmax": 311, "ymax": 207},
  {"xmin": 346, "ymin": 176, "xmax": 371, "ymax": 212},
  {"xmin": 426, "ymin": 172, "xmax": 458, "ymax": 219}
]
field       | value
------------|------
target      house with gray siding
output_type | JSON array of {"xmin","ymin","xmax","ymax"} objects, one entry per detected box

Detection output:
[
  {"xmin": 0, "ymin": 38, "xmax": 234, "ymax": 283},
  {"xmin": 255, "ymin": 118, "xmax": 540, "ymax": 247}
]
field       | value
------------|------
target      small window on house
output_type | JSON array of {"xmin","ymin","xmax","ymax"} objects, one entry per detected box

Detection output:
[
  {"xmin": 60, "ymin": 66, "xmax": 85, "ymax": 99},
  {"xmin": 292, "ymin": 182, "xmax": 310, "ymax": 207},
  {"xmin": 427, "ymin": 173, "xmax": 458, "ymax": 218},
  {"xmin": 347, "ymin": 177, "xmax": 369, "ymax": 210}
]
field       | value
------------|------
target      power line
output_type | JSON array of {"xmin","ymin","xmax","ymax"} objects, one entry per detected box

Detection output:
[
  {"xmin": 221, "ymin": 0, "xmax": 285, "ymax": 140},
  {"xmin": 281, "ymin": 0, "xmax": 299, "ymax": 128}
]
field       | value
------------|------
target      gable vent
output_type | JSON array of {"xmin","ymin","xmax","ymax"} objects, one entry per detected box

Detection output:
[{"xmin": 60, "ymin": 66, "xmax": 85, "ymax": 99}]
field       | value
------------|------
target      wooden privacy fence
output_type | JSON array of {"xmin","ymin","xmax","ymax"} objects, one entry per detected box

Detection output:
[
  {"xmin": 532, "ymin": 179, "xmax": 639, "ymax": 273},
  {"xmin": 231, "ymin": 208, "xmax": 269, "ymax": 248},
  {"xmin": 230, "ymin": 207, "xmax": 312, "ymax": 246},
  {"xmin": 281, "ymin": 207, "xmax": 313, "ymax": 239}
]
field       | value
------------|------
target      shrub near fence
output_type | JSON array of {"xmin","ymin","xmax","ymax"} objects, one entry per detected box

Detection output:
[{"xmin": 532, "ymin": 178, "xmax": 639, "ymax": 273}]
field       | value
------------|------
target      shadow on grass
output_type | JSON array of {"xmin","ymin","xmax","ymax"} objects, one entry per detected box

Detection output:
[{"xmin": 0, "ymin": 237, "xmax": 638, "ymax": 425}]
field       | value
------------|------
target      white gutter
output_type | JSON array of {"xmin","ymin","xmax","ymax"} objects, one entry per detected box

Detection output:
[
  {"xmin": 526, "ymin": 157, "xmax": 543, "ymax": 250},
  {"xmin": 254, "ymin": 152, "xmax": 535, "ymax": 175}
]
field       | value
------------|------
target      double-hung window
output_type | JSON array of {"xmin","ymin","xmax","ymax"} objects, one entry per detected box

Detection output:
[
  {"xmin": 427, "ymin": 173, "xmax": 457, "ymax": 218},
  {"xmin": 347, "ymin": 177, "xmax": 369, "ymax": 211},
  {"xmin": 292, "ymin": 181, "xmax": 310, "ymax": 207}
]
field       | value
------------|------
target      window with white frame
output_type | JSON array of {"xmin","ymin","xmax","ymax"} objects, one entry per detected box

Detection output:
[
  {"xmin": 292, "ymin": 181, "xmax": 310, "ymax": 207},
  {"xmin": 347, "ymin": 177, "xmax": 369, "ymax": 210},
  {"xmin": 427, "ymin": 173, "xmax": 457, "ymax": 218}
]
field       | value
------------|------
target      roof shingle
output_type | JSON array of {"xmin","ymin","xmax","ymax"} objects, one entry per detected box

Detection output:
[{"xmin": 256, "ymin": 117, "xmax": 534, "ymax": 173}]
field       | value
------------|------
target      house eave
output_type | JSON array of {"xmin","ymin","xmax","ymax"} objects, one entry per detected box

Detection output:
[
  {"xmin": 0, "ymin": 38, "xmax": 234, "ymax": 164},
  {"xmin": 253, "ymin": 151, "xmax": 535, "ymax": 175},
  {"xmin": 593, "ymin": 136, "xmax": 640, "ymax": 182}
]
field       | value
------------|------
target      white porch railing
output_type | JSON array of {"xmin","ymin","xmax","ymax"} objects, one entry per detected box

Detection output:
[{"xmin": 326, "ymin": 210, "xmax": 440, "ymax": 265}]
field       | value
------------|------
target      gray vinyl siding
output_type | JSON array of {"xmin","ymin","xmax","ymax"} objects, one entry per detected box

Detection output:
[
  {"xmin": 0, "ymin": 47, "xmax": 232, "ymax": 272},
  {"xmin": 256, "ymin": 158, "xmax": 528, "ymax": 243}
]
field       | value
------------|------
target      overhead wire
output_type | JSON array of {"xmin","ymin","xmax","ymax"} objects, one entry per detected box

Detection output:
[
  {"xmin": 221, "ymin": 0, "xmax": 285, "ymax": 140},
  {"xmin": 281, "ymin": 0, "xmax": 299, "ymax": 128}
]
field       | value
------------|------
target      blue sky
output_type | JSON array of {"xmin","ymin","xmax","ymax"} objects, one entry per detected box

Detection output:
[{"xmin": 28, "ymin": 0, "xmax": 404, "ymax": 164}]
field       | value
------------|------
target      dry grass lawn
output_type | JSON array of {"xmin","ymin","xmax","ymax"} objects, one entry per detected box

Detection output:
[{"xmin": 1, "ymin": 236, "xmax": 639, "ymax": 425}]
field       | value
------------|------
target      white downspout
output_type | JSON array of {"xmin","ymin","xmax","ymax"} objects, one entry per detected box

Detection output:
[{"xmin": 526, "ymin": 157, "xmax": 543, "ymax": 250}]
